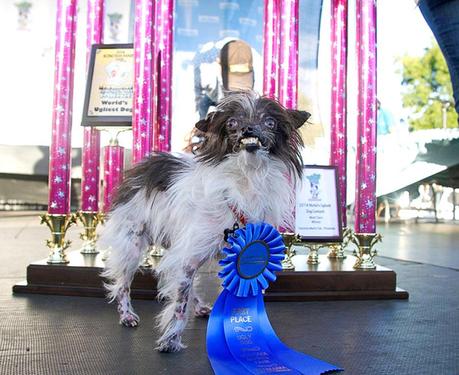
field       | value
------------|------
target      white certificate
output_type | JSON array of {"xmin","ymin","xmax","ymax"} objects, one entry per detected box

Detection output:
[{"xmin": 295, "ymin": 165, "xmax": 342, "ymax": 241}]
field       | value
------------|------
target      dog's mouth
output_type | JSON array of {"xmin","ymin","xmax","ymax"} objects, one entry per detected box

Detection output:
[{"xmin": 240, "ymin": 137, "xmax": 262, "ymax": 153}]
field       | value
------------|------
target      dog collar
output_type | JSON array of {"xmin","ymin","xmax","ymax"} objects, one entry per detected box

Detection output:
[{"xmin": 229, "ymin": 205, "xmax": 247, "ymax": 226}]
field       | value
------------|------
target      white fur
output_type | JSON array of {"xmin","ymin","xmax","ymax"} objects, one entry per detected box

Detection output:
[{"xmin": 100, "ymin": 149, "xmax": 296, "ymax": 351}]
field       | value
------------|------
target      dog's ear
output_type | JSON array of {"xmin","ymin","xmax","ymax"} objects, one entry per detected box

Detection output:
[
  {"xmin": 287, "ymin": 110, "xmax": 311, "ymax": 129},
  {"xmin": 195, "ymin": 110, "xmax": 224, "ymax": 132},
  {"xmin": 195, "ymin": 118, "xmax": 209, "ymax": 132}
]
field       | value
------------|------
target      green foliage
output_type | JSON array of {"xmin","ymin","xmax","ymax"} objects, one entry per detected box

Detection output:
[{"xmin": 400, "ymin": 41, "xmax": 457, "ymax": 130}]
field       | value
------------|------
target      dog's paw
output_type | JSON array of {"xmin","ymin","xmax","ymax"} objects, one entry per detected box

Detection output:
[
  {"xmin": 119, "ymin": 312, "xmax": 140, "ymax": 327},
  {"xmin": 156, "ymin": 336, "xmax": 186, "ymax": 353},
  {"xmin": 194, "ymin": 303, "xmax": 212, "ymax": 317}
]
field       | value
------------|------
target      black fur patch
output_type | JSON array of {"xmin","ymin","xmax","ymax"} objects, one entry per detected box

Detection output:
[{"xmin": 111, "ymin": 153, "xmax": 189, "ymax": 210}]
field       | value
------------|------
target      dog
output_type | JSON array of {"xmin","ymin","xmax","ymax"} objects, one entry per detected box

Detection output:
[{"xmin": 101, "ymin": 90, "xmax": 310, "ymax": 352}]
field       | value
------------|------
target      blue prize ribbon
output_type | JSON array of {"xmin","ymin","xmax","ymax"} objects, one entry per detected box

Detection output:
[
  {"xmin": 206, "ymin": 291, "xmax": 250, "ymax": 375},
  {"xmin": 207, "ymin": 223, "xmax": 343, "ymax": 375},
  {"xmin": 256, "ymin": 293, "xmax": 343, "ymax": 374}
]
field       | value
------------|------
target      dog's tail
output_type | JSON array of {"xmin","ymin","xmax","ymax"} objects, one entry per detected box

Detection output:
[{"xmin": 99, "ymin": 196, "xmax": 148, "ymax": 303}]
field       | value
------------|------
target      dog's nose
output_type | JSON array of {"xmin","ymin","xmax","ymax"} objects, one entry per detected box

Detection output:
[{"xmin": 242, "ymin": 126, "xmax": 255, "ymax": 136}]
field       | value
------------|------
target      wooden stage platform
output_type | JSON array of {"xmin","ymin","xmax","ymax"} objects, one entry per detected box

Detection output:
[{"xmin": 13, "ymin": 251, "xmax": 408, "ymax": 301}]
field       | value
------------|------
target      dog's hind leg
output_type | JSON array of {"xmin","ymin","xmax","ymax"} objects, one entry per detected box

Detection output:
[
  {"xmin": 102, "ymin": 222, "xmax": 147, "ymax": 328},
  {"xmin": 116, "ymin": 285, "xmax": 139, "ymax": 327}
]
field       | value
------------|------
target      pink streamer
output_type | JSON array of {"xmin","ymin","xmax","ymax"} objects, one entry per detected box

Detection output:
[
  {"xmin": 132, "ymin": 0, "xmax": 157, "ymax": 164},
  {"xmin": 81, "ymin": 129, "xmax": 101, "ymax": 211},
  {"xmin": 330, "ymin": 0, "xmax": 348, "ymax": 227},
  {"xmin": 48, "ymin": 0, "xmax": 78, "ymax": 215},
  {"xmin": 155, "ymin": 0, "xmax": 174, "ymax": 152},
  {"xmin": 276, "ymin": 0, "xmax": 299, "ymax": 233},
  {"xmin": 278, "ymin": 0, "xmax": 299, "ymax": 109},
  {"xmin": 103, "ymin": 144, "xmax": 124, "ymax": 212},
  {"xmin": 81, "ymin": 0, "xmax": 104, "ymax": 212},
  {"xmin": 354, "ymin": 0, "xmax": 377, "ymax": 233},
  {"xmin": 263, "ymin": 0, "xmax": 280, "ymax": 99},
  {"xmin": 85, "ymin": 0, "xmax": 104, "ymax": 67}
]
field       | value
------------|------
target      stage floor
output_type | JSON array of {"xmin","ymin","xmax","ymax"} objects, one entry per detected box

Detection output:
[{"xmin": 1, "ymin": 213, "xmax": 458, "ymax": 375}]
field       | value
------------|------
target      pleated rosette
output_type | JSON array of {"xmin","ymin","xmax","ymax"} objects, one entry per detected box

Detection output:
[{"xmin": 218, "ymin": 222, "xmax": 285, "ymax": 297}]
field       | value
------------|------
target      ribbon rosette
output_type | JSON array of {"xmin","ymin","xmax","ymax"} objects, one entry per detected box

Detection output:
[
  {"xmin": 206, "ymin": 222, "xmax": 342, "ymax": 375},
  {"xmin": 219, "ymin": 222, "xmax": 285, "ymax": 297}
]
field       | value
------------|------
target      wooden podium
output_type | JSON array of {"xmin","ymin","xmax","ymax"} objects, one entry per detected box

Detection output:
[{"xmin": 13, "ymin": 252, "xmax": 408, "ymax": 301}]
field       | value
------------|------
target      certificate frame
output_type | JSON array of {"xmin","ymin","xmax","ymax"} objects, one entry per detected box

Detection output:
[
  {"xmin": 81, "ymin": 43, "xmax": 134, "ymax": 127},
  {"xmin": 295, "ymin": 165, "xmax": 343, "ymax": 242}
]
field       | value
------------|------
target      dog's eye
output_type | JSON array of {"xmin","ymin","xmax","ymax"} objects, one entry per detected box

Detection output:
[
  {"xmin": 264, "ymin": 117, "xmax": 276, "ymax": 128},
  {"xmin": 226, "ymin": 118, "xmax": 239, "ymax": 129}
]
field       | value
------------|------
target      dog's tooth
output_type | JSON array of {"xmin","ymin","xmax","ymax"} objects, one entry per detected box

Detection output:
[{"xmin": 241, "ymin": 137, "xmax": 259, "ymax": 145}]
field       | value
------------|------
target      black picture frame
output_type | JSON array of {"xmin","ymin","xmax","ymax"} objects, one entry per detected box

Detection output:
[
  {"xmin": 81, "ymin": 43, "xmax": 134, "ymax": 127},
  {"xmin": 295, "ymin": 165, "xmax": 343, "ymax": 242}
]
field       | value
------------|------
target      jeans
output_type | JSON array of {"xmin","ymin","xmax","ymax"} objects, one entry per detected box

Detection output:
[
  {"xmin": 197, "ymin": 94, "xmax": 216, "ymax": 120},
  {"xmin": 419, "ymin": 0, "xmax": 459, "ymax": 120}
]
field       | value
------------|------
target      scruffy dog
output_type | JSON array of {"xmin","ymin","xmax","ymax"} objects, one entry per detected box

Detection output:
[{"xmin": 101, "ymin": 91, "xmax": 310, "ymax": 352}]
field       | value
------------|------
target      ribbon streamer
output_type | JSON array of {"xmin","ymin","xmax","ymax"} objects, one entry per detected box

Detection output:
[{"xmin": 207, "ymin": 223, "xmax": 342, "ymax": 374}]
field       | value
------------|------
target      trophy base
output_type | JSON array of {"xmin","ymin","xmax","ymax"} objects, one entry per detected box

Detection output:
[
  {"xmin": 80, "ymin": 241, "xmax": 100, "ymax": 255},
  {"xmin": 14, "ymin": 251, "xmax": 158, "ymax": 299},
  {"xmin": 354, "ymin": 258, "xmax": 376, "ymax": 269},
  {"xmin": 266, "ymin": 254, "xmax": 408, "ymax": 301},
  {"xmin": 327, "ymin": 244, "xmax": 347, "ymax": 259},
  {"xmin": 281, "ymin": 257, "xmax": 295, "ymax": 270},
  {"xmin": 307, "ymin": 253, "xmax": 319, "ymax": 265},
  {"xmin": 13, "ymin": 252, "xmax": 408, "ymax": 302},
  {"xmin": 47, "ymin": 248, "xmax": 70, "ymax": 264}
]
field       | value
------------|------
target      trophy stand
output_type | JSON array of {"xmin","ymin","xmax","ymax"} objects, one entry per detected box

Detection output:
[
  {"xmin": 40, "ymin": 213, "xmax": 77, "ymax": 264},
  {"xmin": 351, "ymin": 232, "xmax": 382, "ymax": 269},
  {"xmin": 76, "ymin": 211, "xmax": 105, "ymax": 254},
  {"xmin": 327, "ymin": 227, "xmax": 353, "ymax": 259},
  {"xmin": 142, "ymin": 244, "xmax": 164, "ymax": 267},
  {"xmin": 303, "ymin": 243, "xmax": 327, "ymax": 265},
  {"xmin": 281, "ymin": 233, "xmax": 299, "ymax": 270}
]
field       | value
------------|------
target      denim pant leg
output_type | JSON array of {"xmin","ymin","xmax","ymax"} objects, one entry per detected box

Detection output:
[
  {"xmin": 197, "ymin": 95, "xmax": 216, "ymax": 120},
  {"xmin": 419, "ymin": 0, "xmax": 459, "ymax": 119}
]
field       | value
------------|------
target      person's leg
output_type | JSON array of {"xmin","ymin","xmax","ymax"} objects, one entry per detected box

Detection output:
[
  {"xmin": 419, "ymin": 0, "xmax": 459, "ymax": 119},
  {"xmin": 198, "ymin": 94, "xmax": 214, "ymax": 119}
]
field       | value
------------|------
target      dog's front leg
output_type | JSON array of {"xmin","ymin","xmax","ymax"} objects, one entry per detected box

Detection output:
[
  {"xmin": 156, "ymin": 261, "xmax": 202, "ymax": 352},
  {"xmin": 193, "ymin": 293, "xmax": 213, "ymax": 317},
  {"xmin": 191, "ymin": 278, "xmax": 213, "ymax": 317}
]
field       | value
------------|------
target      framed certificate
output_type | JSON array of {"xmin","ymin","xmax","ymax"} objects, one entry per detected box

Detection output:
[
  {"xmin": 295, "ymin": 165, "xmax": 343, "ymax": 242},
  {"xmin": 82, "ymin": 44, "xmax": 134, "ymax": 127}
]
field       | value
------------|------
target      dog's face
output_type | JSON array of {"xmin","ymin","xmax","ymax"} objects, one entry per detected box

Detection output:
[{"xmin": 195, "ymin": 91, "xmax": 310, "ymax": 177}]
